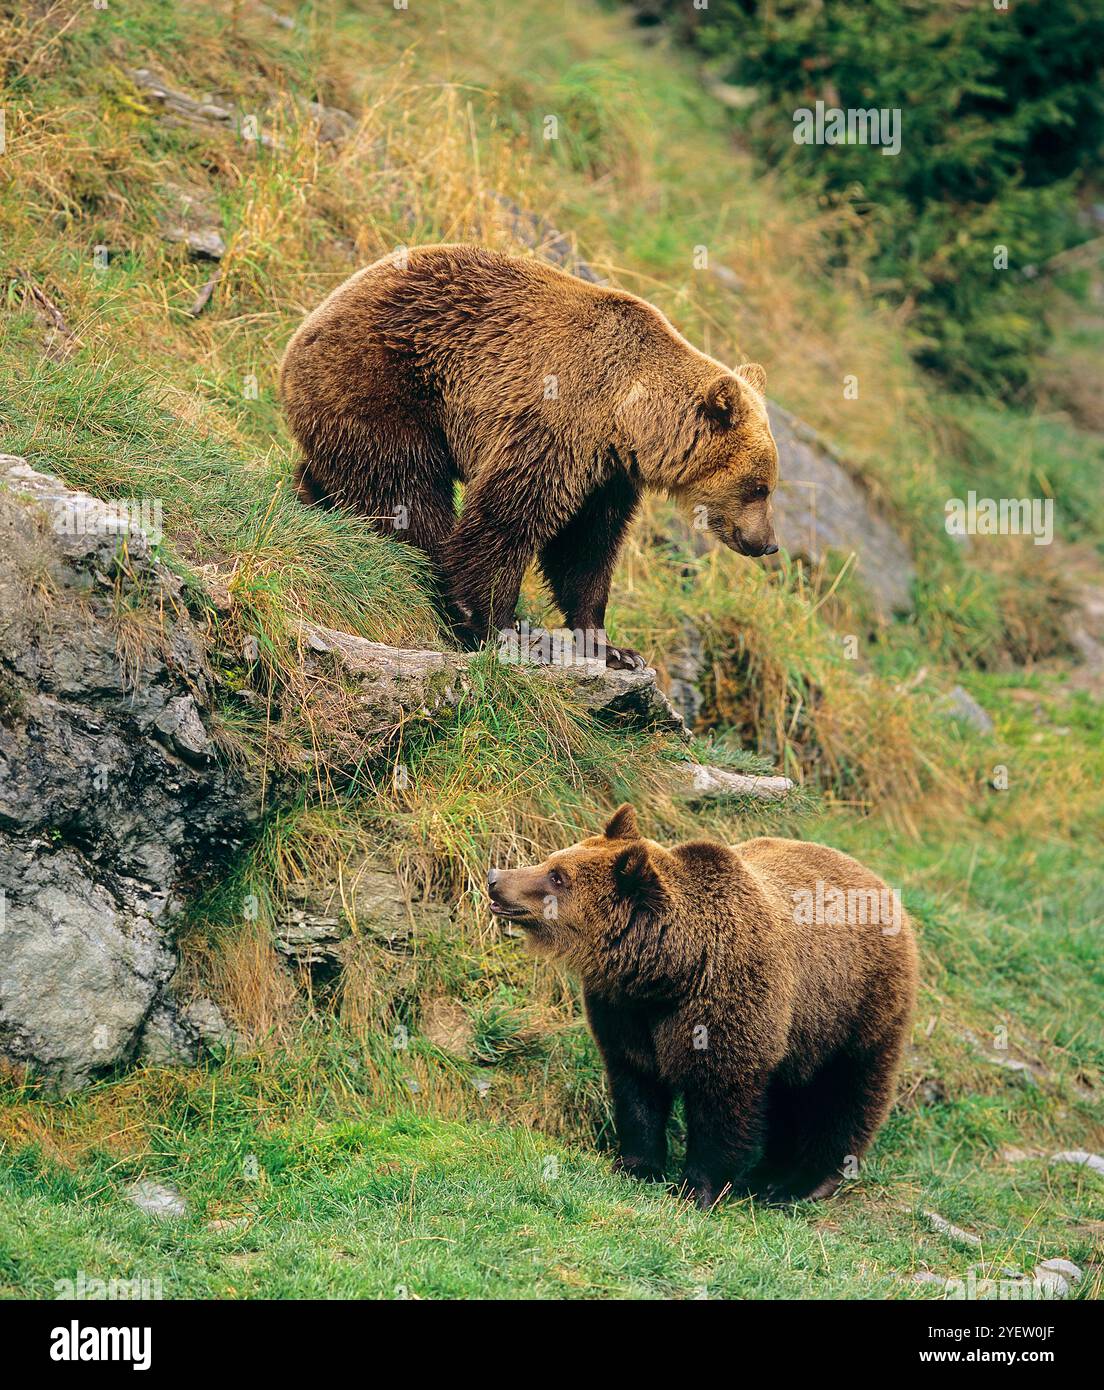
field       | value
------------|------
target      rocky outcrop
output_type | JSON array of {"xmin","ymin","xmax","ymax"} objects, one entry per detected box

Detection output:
[
  {"xmin": 0, "ymin": 459, "xmax": 258, "ymax": 1089},
  {"xmin": 301, "ymin": 622, "xmax": 689, "ymax": 738},
  {"xmin": 300, "ymin": 623, "xmax": 794, "ymax": 801},
  {"xmin": 769, "ymin": 403, "xmax": 916, "ymax": 617}
]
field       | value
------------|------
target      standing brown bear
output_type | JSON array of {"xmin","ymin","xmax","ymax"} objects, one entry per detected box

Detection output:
[
  {"xmin": 488, "ymin": 805, "xmax": 917, "ymax": 1208},
  {"xmin": 280, "ymin": 244, "xmax": 779, "ymax": 668}
]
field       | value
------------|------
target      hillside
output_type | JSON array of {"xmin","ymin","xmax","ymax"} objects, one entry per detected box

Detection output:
[{"xmin": 0, "ymin": 0, "xmax": 1102, "ymax": 1300}]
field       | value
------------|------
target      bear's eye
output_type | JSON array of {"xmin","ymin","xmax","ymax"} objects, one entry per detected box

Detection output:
[
  {"xmin": 549, "ymin": 868, "xmax": 567, "ymax": 890},
  {"xmin": 752, "ymin": 484, "xmax": 769, "ymax": 500}
]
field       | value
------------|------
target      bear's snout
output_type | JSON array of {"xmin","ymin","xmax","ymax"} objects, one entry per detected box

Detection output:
[
  {"xmin": 487, "ymin": 866, "xmax": 508, "ymax": 908},
  {"xmin": 730, "ymin": 527, "xmax": 779, "ymax": 559},
  {"xmin": 486, "ymin": 867, "xmax": 531, "ymax": 920}
]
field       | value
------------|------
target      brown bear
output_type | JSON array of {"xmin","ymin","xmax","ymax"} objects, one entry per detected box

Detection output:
[
  {"xmin": 280, "ymin": 244, "xmax": 779, "ymax": 669},
  {"xmin": 487, "ymin": 805, "xmax": 917, "ymax": 1208}
]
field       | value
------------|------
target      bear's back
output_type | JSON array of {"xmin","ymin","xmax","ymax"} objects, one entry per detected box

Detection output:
[{"xmin": 732, "ymin": 835, "xmax": 918, "ymax": 1056}]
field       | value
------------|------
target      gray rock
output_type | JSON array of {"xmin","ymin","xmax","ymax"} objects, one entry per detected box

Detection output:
[
  {"xmin": 492, "ymin": 195, "xmax": 607, "ymax": 284},
  {"xmin": 663, "ymin": 621, "xmax": 706, "ymax": 729},
  {"xmin": 924, "ymin": 1210, "xmax": 983, "ymax": 1247},
  {"xmin": 1051, "ymin": 1149, "xmax": 1104, "ymax": 1177},
  {"xmin": 163, "ymin": 224, "xmax": 226, "ymax": 260},
  {"xmin": 345, "ymin": 860, "xmax": 448, "ymax": 950},
  {"xmin": 131, "ymin": 69, "xmax": 354, "ymax": 152},
  {"xmin": 941, "ymin": 685, "xmax": 995, "ymax": 735},
  {"xmin": 128, "ymin": 67, "xmax": 283, "ymax": 149},
  {"xmin": 180, "ymin": 996, "xmax": 236, "ymax": 1049},
  {"xmin": 127, "ymin": 1180, "xmax": 187, "ymax": 1220},
  {"xmin": 139, "ymin": 994, "xmax": 237, "ymax": 1065},
  {"xmin": 769, "ymin": 403, "xmax": 916, "ymax": 617},
  {"xmin": 300, "ymin": 622, "xmax": 691, "ymax": 741},
  {"xmin": 1033, "ymin": 1258, "xmax": 1081, "ymax": 1298},
  {"xmin": 305, "ymin": 100, "xmax": 356, "ymax": 145},
  {"xmin": 0, "ymin": 459, "xmax": 257, "ymax": 1089},
  {"xmin": 273, "ymin": 856, "xmax": 453, "ymax": 980},
  {"xmin": 138, "ymin": 1002, "xmax": 201, "ymax": 1067},
  {"xmin": 160, "ymin": 183, "xmax": 227, "ymax": 260},
  {"xmin": 274, "ymin": 896, "xmax": 348, "ymax": 970}
]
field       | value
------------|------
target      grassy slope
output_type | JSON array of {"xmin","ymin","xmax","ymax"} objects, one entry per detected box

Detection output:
[{"xmin": 0, "ymin": 0, "xmax": 1101, "ymax": 1299}]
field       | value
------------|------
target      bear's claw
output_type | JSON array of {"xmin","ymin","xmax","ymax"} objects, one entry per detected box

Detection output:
[{"xmin": 605, "ymin": 645, "xmax": 649, "ymax": 672}]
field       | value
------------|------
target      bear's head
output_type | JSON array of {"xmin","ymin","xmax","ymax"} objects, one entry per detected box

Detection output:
[
  {"xmin": 487, "ymin": 804, "xmax": 681, "ymax": 991},
  {"xmin": 617, "ymin": 361, "xmax": 779, "ymax": 558},
  {"xmin": 687, "ymin": 363, "xmax": 779, "ymax": 558}
]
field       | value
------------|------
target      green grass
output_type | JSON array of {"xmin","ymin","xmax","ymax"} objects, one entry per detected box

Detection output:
[
  {"xmin": 2, "ymin": 1062, "xmax": 1101, "ymax": 1300},
  {"xmin": 0, "ymin": 342, "xmax": 440, "ymax": 650},
  {"xmin": 0, "ymin": 0, "xmax": 1101, "ymax": 1300}
]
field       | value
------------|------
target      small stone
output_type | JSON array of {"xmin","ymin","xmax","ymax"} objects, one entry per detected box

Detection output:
[
  {"xmin": 1001, "ymin": 1145, "xmax": 1045, "ymax": 1163},
  {"xmin": 180, "ymin": 997, "xmax": 237, "ymax": 1050},
  {"xmin": 915, "ymin": 1078, "xmax": 947, "ymax": 1107},
  {"xmin": 1051, "ymin": 1150, "xmax": 1104, "ymax": 1176},
  {"xmin": 940, "ymin": 685, "xmax": 994, "ymax": 734},
  {"xmin": 154, "ymin": 694, "xmax": 212, "ymax": 763},
  {"xmin": 163, "ymin": 223, "xmax": 226, "ymax": 260},
  {"xmin": 1033, "ymin": 1258, "xmax": 1081, "ymax": 1297},
  {"xmin": 128, "ymin": 1180, "xmax": 187, "ymax": 1220},
  {"xmin": 205, "ymin": 1216, "xmax": 250, "ymax": 1233},
  {"xmin": 924, "ymin": 1210, "xmax": 982, "ymax": 1247}
]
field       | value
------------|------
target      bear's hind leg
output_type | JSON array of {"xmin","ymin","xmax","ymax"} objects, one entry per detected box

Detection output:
[
  {"xmin": 293, "ymin": 410, "xmax": 459, "ymax": 607},
  {"xmin": 294, "ymin": 461, "xmax": 335, "ymax": 509},
  {"xmin": 763, "ymin": 1040, "xmax": 904, "ymax": 1203},
  {"xmin": 738, "ymin": 1073, "xmax": 806, "ymax": 1198}
]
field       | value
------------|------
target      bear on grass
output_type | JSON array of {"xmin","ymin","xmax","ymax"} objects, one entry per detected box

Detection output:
[
  {"xmin": 488, "ymin": 805, "xmax": 918, "ymax": 1208},
  {"xmin": 280, "ymin": 244, "xmax": 779, "ymax": 669}
]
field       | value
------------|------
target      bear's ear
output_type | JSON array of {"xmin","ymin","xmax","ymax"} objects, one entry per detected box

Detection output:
[
  {"xmin": 612, "ymin": 842, "xmax": 668, "ymax": 918},
  {"xmin": 736, "ymin": 362, "xmax": 767, "ymax": 395},
  {"xmin": 700, "ymin": 374, "xmax": 744, "ymax": 428},
  {"xmin": 603, "ymin": 803, "xmax": 640, "ymax": 840}
]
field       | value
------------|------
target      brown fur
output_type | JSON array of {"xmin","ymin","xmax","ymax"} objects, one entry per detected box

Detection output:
[
  {"xmin": 488, "ymin": 805, "xmax": 918, "ymax": 1208},
  {"xmin": 280, "ymin": 245, "xmax": 779, "ymax": 666}
]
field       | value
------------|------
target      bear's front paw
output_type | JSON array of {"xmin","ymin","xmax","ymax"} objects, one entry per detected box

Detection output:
[
  {"xmin": 605, "ymin": 645, "xmax": 649, "ymax": 672},
  {"xmin": 614, "ymin": 1153, "xmax": 665, "ymax": 1183},
  {"xmin": 679, "ymin": 1172, "xmax": 727, "ymax": 1212}
]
